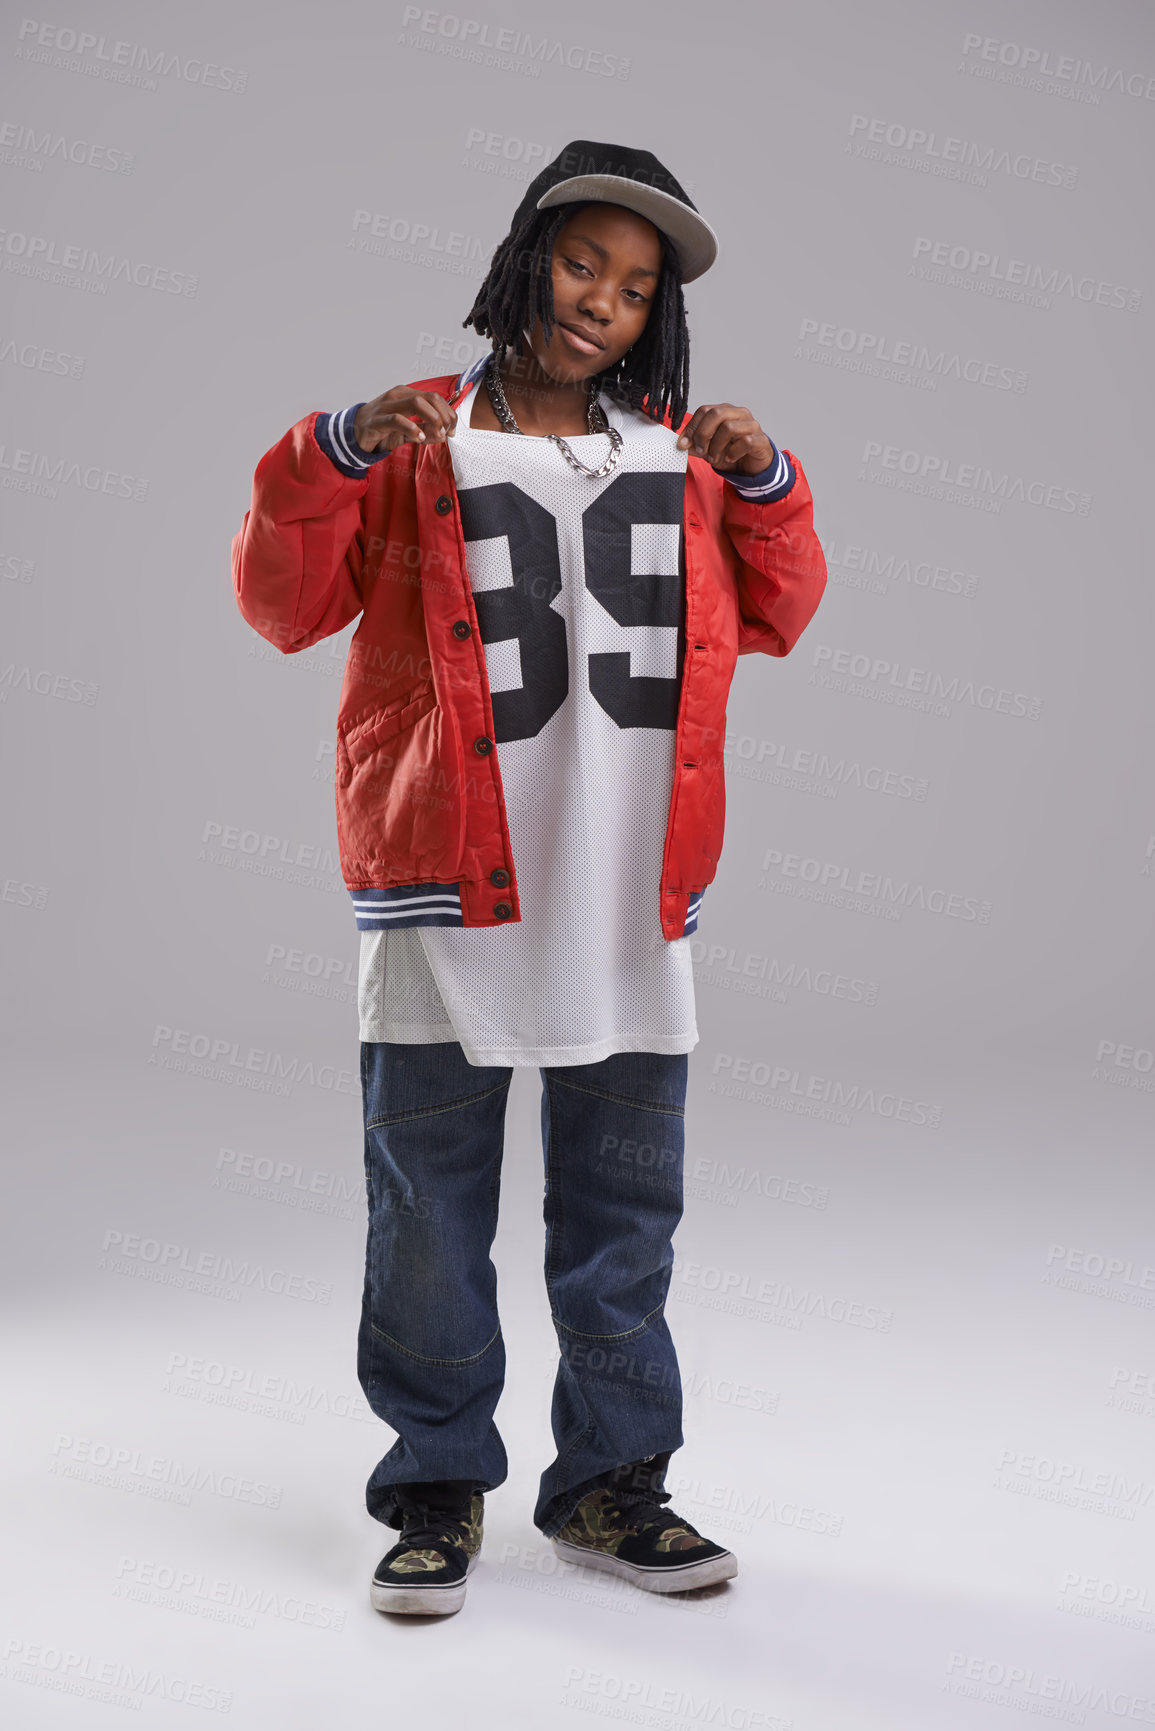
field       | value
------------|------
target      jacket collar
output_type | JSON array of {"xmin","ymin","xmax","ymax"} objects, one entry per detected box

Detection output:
[{"xmin": 448, "ymin": 352, "xmax": 491, "ymax": 407}]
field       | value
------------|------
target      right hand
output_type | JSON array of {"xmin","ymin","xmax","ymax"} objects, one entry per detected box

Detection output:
[{"xmin": 353, "ymin": 388, "xmax": 457, "ymax": 454}]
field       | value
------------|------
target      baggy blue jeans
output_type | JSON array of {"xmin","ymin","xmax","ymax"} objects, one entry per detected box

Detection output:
[{"xmin": 356, "ymin": 1038, "xmax": 688, "ymax": 1537}]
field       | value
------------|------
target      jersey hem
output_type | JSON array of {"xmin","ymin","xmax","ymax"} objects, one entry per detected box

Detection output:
[
  {"xmin": 419, "ymin": 1031, "xmax": 699, "ymax": 1067},
  {"xmin": 359, "ymin": 1021, "xmax": 460, "ymax": 1045}
]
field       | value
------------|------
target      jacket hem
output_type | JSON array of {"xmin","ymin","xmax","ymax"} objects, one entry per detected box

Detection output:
[{"xmin": 350, "ymin": 883, "xmax": 703, "ymax": 936}]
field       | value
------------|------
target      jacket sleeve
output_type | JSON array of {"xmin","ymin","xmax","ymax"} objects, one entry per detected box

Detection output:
[
  {"xmin": 231, "ymin": 413, "xmax": 376, "ymax": 655},
  {"xmin": 721, "ymin": 451, "xmax": 827, "ymax": 657}
]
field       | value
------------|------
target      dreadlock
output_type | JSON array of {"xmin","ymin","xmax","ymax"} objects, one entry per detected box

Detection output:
[{"xmin": 461, "ymin": 200, "xmax": 691, "ymax": 428}]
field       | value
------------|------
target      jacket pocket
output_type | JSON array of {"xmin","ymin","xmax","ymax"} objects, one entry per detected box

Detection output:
[
  {"xmin": 335, "ymin": 682, "xmax": 466, "ymax": 876},
  {"xmin": 340, "ymin": 681, "xmax": 437, "ymax": 767}
]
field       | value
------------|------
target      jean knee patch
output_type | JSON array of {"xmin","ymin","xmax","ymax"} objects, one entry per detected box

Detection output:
[
  {"xmin": 367, "ymin": 1317, "xmax": 502, "ymax": 1369},
  {"xmin": 365, "ymin": 1079, "xmax": 507, "ymax": 1132},
  {"xmin": 549, "ymin": 1298, "xmax": 666, "ymax": 1349}
]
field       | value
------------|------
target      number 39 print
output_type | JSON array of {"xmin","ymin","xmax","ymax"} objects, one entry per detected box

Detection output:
[{"xmin": 456, "ymin": 470, "xmax": 687, "ymax": 745}]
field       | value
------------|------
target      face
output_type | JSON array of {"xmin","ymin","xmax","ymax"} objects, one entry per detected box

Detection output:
[{"xmin": 522, "ymin": 202, "xmax": 663, "ymax": 384}]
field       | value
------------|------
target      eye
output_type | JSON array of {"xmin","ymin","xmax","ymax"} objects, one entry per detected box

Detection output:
[{"xmin": 562, "ymin": 257, "xmax": 647, "ymax": 304}]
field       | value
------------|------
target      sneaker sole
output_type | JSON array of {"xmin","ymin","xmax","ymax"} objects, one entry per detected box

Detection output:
[
  {"xmin": 370, "ymin": 1548, "xmax": 480, "ymax": 1616},
  {"xmin": 550, "ymin": 1537, "xmax": 737, "ymax": 1593}
]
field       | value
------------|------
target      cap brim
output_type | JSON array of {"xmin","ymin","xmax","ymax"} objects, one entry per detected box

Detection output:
[{"xmin": 536, "ymin": 175, "xmax": 718, "ymax": 283}]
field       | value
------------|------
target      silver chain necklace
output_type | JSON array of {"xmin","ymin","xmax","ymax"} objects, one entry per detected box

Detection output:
[{"xmin": 484, "ymin": 350, "xmax": 623, "ymax": 479}]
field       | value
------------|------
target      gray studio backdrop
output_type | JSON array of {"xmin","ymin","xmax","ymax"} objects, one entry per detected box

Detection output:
[{"xmin": 3, "ymin": 1, "xmax": 1154, "ymax": 1727}]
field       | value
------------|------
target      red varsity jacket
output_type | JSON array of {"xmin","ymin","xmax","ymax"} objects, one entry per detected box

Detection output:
[{"xmin": 231, "ymin": 363, "xmax": 827, "ymax": 942}]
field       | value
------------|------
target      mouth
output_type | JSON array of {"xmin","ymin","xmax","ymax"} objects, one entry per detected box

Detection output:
[{"xmin": 558, "ymin": 322, "xmax": 605, "ymax": 355}]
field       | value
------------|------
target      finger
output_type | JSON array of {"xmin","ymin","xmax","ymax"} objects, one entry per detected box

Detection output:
[
  {"xmin": 407, "ymin": 391, "xmax": 456, "ymax": 440},
  {"xmin": 715, "ymin": 437, "xmax": 760, "ymax": 470},
  {"xmin": 377, "ymin": 412, "xmax": 432, "ymax": 451},
  {"xmin": 678, "ymin": 406, "xmax": 723, "ymax": 453},
  {"xmin": 705, "ymin": 413, "xmax": 758, "ymax": 466},
  {"xmin": 697, "ymin": 407, "xmax": 747, "ymax": 461},
  {"xmin": 675, "ymin": 411, "xmax": 699, "ymax": 450},
  {"xmin": 707, "ymin": 439, "xmax": 742, "ymax": 470},
  {"xmin": 700, "ymin": 417, "xmax": 741, "ymax": 465}
]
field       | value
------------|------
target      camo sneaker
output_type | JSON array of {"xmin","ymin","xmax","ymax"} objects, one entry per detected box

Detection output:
[
  {"xmin": 370, "ymin": 1479, "xmax": 483, "ymax": 1616},
  {"xmin": 550, "ymin": 1455, "xmax": 736, "ymax": 1594}
]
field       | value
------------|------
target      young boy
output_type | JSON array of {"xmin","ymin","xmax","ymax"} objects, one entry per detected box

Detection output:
[{"xmin": 232, "ymin": 140, "xmax": 827, "ymax": 1616}]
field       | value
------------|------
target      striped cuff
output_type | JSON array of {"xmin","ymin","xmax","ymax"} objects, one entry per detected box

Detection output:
[
  {"xmin": 352, "ymin": 883, "xmax": 465, "ymax": 930},
  {"xmin": 314, "ymin": 405, "xmax": 393, "ymax": 479},
  {"xmin": 724, "ymin": 442, "xmax": 796, "ymax": 503}
]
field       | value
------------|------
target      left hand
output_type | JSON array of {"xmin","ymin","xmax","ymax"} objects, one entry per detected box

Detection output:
[{"xmin": 676, "ymin": 403, "xmax": 776, "ymax": 476}]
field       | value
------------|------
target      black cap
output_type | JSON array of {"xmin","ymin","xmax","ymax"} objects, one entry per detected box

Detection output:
[{"xmin": 507, "ymin": 139, "xmax": 718, "ymax": 284}]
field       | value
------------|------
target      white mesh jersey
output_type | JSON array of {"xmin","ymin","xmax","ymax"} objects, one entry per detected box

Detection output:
[{"xmin": 357, "ymin": 374, "xmax": 698, "ymax": 1067}]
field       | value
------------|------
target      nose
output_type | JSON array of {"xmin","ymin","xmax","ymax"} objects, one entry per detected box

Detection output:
[{"xmin": 575, "ymin": 280, "xmax": 614, "ymax": 324}]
